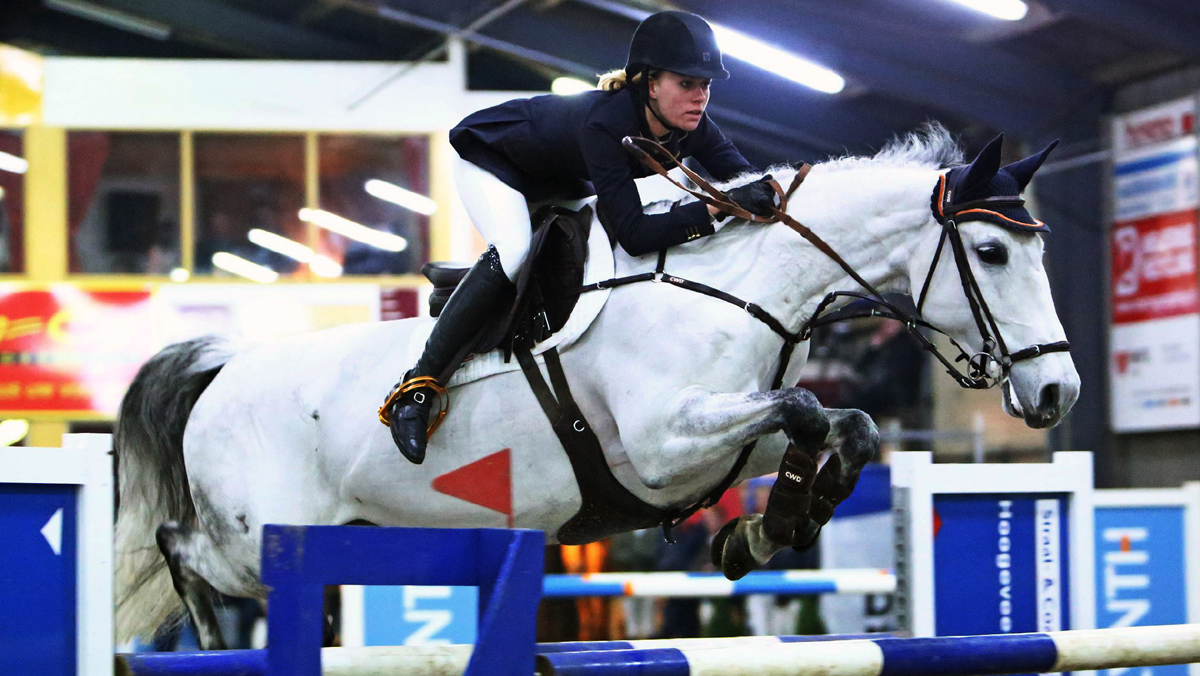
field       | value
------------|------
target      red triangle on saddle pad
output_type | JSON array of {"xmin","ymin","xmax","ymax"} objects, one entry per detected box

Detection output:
[{"xmin": 432, "ymin": 448, "xmax": 513, "ymax": 527}]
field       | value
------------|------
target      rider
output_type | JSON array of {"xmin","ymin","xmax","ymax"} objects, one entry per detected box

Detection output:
[{"xmin": 381, "ymin": 10, "xmax": 780, "ymax": 464}]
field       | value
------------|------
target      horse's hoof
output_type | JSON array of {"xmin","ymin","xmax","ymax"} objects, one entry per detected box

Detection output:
[
  {"xmin": 791, "ymin": 520, "xmax": 822, "ymax": 552},
  {"xmin": 717, "ymin": 518, "xmax": 758, "ymax": 581},
  {"xmin": 711, "ymin": 518, "xmax": 738, "ymax": 568}
]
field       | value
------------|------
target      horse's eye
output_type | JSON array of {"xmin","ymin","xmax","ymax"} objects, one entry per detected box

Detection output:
[{"xmin": 976, "ymin": 243, "xmax": 1008, "ymax": 266}]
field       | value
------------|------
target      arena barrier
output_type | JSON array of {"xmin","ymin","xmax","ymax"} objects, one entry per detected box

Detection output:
[
  {"xmin": 4, "ymin": 437, "xmax": 1199, "ymax": 676},
  {"xmin": 541, "ymin": 569, "xmax": 896, "ymax": 597},
  {"xmin": 0, "ymin": 434, "xmax": 114, "ymax": 676},
  {"xmin": 116, "ymin": 624, "xmax": 1200, "ymax": 676}
]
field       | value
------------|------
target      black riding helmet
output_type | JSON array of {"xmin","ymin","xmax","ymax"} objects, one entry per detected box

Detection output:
[{"xmin": 626, "ymin": 11, "xmax": 730, "ymax": 81}]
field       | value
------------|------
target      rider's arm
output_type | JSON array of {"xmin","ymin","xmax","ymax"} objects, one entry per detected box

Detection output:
[{"xmin": 581, "ymin": 123, "xmax": 716, "ymax": 257}]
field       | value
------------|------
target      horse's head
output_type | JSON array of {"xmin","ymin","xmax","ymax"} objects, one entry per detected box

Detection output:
[{"xmin": 908, "ymin": 134, "xmax": 1079, "ymax": 428}]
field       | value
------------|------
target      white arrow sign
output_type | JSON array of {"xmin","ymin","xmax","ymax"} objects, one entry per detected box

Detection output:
[{"xmin": 41, "ymin": 507, "xmax": 63, "ymax": 556}]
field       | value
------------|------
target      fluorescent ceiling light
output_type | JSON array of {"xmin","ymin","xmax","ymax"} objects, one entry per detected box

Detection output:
[
  {"xmin": 552, "ymin": 77, "xmax": 594, "ymax": 95},
  {"xmin": 0, "ymin": 151, "xmax": 28, "ymax": 175},
  {"xmin": 0, "ymin": 419, "xmax": 29, "ymax": 446},
  {"xmin": 249, "ymin": 228, "xmax": 315, "ymax": 263},
  {"xmin": 44, "ymin": 0, "xmax": 172, "ymax": 40},
  {"xmin": 945, "ymin": 0, "xmax": 1028, "ymax": 20},
  {"xmin": 364, "ymin": 179, "xmax": 437, "ymax": 216},
  {"xmin": 299, "ymin": 208, "xmax": 408, "ymax": 252},
  {"xmin": 310, "ymin": 255, "xmax": 344, "ymax": 278},
  {"xmin": 712, "ymin": 26, "xmax": 844, "ymax": 94},
  {"xmin": 248, "ymin": 228, "xmax": 346, "ymax": 277},
  {"xmin": 212, "ymin": 252, "xmax": 278, "ymax": 283}
]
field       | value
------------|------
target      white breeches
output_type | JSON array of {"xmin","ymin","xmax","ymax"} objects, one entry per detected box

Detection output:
[{"xmin": 454, "ymin": 159, "xmax": 532, "ymax": 282}]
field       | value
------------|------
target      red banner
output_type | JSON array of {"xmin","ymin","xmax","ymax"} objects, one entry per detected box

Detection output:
[
  {"xmin": 1111, "ymin": 210, "xmax": 1200, "ymax": 324},
  {"xmin": 0, "ymin": 286, "xmax": 156, "ymax": 415}
]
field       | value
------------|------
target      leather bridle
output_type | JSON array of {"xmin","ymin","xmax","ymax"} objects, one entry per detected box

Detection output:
[{"xmin": 622, "ymin": 136, "xmax": 1070, "ymax": 391}]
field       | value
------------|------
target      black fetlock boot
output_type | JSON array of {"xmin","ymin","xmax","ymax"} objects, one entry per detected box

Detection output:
[
  {"xmin": 761, "ymin": 444, "xmax": 818, "ymax": 545},
  {"xmin": 379, "ymin": 246, "xmax": 514, "ymax": 464}
]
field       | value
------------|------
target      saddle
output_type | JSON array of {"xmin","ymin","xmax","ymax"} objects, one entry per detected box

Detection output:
[{"xmin": 423, "ymin": 204, "xmax": 593, "ymax": 359}]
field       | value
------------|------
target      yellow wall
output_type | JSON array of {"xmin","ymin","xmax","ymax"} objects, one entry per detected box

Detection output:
[
  {"xmin": 0, "ymin": 45, "xmax": 42, "ymax": 126},
  {"xmin": 0, "ymin": 45, "xmax": 458, "ymax": 438},
  {"xmin": 23, "ymin": 126, "xmax": 67, "ymax": 281}
]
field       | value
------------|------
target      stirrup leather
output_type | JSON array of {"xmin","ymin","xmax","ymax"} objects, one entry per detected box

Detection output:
[{"xmin": 377, "ymin": 376, "xmax": 449, "ymax": 439}]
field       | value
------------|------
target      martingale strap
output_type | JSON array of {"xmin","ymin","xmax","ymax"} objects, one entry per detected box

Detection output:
[{"xmin": 572, "ymin": 246, "xmax": 801, "ymax": 539}]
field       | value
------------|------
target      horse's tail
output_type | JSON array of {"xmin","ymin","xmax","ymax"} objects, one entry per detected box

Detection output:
[{"xmin": 113, "ymin": 335, "xmax": 236, "ymax": 643}]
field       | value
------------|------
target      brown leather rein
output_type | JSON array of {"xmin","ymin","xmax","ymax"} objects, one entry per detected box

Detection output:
[
  {"xmin": 622, "ymin": 136, "xmax": 879, "ymax": 297},
  {"xmin": 620, "ymin": 135, "xmax": 1069, "ymax": 391}
]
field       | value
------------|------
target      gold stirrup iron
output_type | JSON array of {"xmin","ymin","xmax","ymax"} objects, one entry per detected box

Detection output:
[{"xmin": 378, "ymin": 376, "xmax": 450, "ymax": 439}]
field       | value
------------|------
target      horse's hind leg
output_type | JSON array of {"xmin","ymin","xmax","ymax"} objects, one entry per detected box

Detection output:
[{"xmin": 156, "ymin": 521, "xmax": 228, "ymax": 650}]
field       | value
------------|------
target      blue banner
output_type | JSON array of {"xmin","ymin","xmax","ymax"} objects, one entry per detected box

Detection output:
[
  {"xmin": 363, "ymin": 585, "xmax": 478, "ymax": 646},
  {"xmin": 1094, "ymin": 504, "xmax": 1189, "ymax": 676},
  {"xmin": 933, "ymin": 494, "xmax": 1071, "ymax": 641},
  {"xmin": 0, "ymin": 484, "xmax": 77, "ymax": 676}
]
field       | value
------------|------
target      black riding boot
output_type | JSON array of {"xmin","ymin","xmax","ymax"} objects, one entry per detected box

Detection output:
[{"xmin": 380, "ymin": 246, "xmax": 514, "ymax": 464}]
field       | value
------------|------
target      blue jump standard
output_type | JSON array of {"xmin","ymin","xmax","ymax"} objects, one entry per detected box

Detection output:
[
  {"xmin": 259, "ymin": 525, "xmax": 544, "ymax": 676},
  {"xmin": 140, "ymin": 525, "xmax": 1064, "ymax": 676}
]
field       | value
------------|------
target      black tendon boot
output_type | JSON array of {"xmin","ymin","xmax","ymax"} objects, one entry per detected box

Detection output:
[{"xmin": 379, "ymin": 246, "xmax": 514, "ymax": 463}]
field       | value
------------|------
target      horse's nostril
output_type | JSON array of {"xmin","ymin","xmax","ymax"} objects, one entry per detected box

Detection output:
[{"xmin": 1038, "ymin": 383, "xmax": 1060, "ymax": 412}]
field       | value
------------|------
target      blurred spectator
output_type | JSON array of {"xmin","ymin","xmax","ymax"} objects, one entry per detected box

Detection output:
[
  {"xmin": 561, "ymin": 540, "xmax": 613, "ymax": 641},
  {"xmin": 655, "ymin": 489, "xmax": 743, "ymax": 639},
  {"xmin": 744, "ymin": 476, "xmax": 825, "ymax": 636},
  {"xmin": 538, "ymin": 545, "xmax": 581, "ymax": 642},
  {"xmin": 607, "ymin": 528, "xmax": 659, "ymax": 638},
  {"xmin": 848, "ymin": 318, "xmax": 928, "ymax": 430},
  {"xmin": 0, "ymin": 186, "xmax": 9, "ymax": 272}
]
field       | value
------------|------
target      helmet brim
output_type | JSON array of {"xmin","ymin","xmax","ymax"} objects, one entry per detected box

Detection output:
[
  {"xmin": 630, "ymin": 62, "xmax": 730, "ymax": 81},
  {"xmin": 670, "ymin": 64, "xmax": 730, "ymax": 80}
]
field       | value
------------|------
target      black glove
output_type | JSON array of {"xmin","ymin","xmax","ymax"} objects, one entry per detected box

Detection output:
[{"xmin": 724, "ymin": 175, "xmax": 778, "ymax": 218}]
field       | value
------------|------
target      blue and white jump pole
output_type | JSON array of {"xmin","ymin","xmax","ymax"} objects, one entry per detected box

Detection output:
[{"xmin": 116, "ymin": 624, "xmax": 1200, "ymax": 676}]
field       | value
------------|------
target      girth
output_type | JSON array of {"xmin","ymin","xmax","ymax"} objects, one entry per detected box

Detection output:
[
  {"xmin": 519, "ymin": 247, "xmax": 802, "ymax": 543},
  {"xmin": 516, "ymin": 345, "xmax": 671, "ymax": 545}
]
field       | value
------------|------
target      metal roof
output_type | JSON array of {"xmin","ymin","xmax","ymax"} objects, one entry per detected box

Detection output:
[{"xmin": 4, "ymin": 0, "xmax": 1199, "ymax": 163}]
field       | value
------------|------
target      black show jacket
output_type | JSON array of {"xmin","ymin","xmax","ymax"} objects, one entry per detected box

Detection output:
[{"xmin": 449, "ymin": 88, "xmax": 756, "ymax": 257}]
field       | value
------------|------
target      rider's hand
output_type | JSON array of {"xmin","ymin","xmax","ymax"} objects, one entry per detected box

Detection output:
[{"xmin": 725, "ymin": 175, "xmax": 778, "ymax": 218}]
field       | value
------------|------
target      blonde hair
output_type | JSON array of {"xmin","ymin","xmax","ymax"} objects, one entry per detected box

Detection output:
[{"xmin": 596, "ymin": 68, "xmax": 658, "ymax": 91}]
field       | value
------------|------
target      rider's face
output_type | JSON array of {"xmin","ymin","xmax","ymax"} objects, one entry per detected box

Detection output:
[{"xmin": 648, "ymin": 71, "xmax": 712, "ymax": 132}]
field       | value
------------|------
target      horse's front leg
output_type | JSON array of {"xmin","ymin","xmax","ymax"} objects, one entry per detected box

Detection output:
[
  {"xmin": 630, "ymin": 387, "xmax": 829, "ymax": 490},
  {"xmin": 714, "ymin": 408, "xmax": 879, "ymax": 580}
]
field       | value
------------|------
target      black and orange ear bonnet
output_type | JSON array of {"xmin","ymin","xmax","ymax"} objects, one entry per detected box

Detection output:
[{"xmin": 932, "ymin": 134, "xmax": 1059, "ymax": 233}]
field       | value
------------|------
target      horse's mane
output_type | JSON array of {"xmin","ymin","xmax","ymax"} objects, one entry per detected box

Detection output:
[
  {"xmin": 646, "ymin": 122, "xmax": 963, "ymax": 214},
  {"xmin": 818, "ymin": 122, "xmax": 964, "ymax": 173},
  {"xmin": 730, "ymin": 121, "xmax": 963, "ymax": 185}
]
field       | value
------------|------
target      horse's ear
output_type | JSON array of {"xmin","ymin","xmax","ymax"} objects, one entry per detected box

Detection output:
[
  {"xmin": 958, "ymin": 134, "xmax": 1005, "ymax": 196},
  {"xmin": 1002, "ymin": 139, "xmax": 1059, "ymax": 192}
]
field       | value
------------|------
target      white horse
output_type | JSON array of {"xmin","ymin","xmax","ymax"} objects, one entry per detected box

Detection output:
[{"xmin": 114, "ymin": 125, "xmax": 1079, "ymax": 648}]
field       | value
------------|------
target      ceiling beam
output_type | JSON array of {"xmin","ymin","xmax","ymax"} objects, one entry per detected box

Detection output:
[
  {"xmin": 86, "ymin": 0, "xmax": 371, "ymax": 59},
  {"xmin": 1044, "ymin": 0, "xmax": 1200, "ymax": 61},
  {"xmin": 337, "ymin": 0, "xmax": 882, "ymax": 156},
  {"xmin": 685, "ymin": 0, "xmax": 1078, "ymax": 134}
]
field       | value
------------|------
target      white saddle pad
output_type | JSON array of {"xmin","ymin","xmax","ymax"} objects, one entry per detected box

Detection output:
[{"xmin": 403, "ymin": 208, "xmax": 615, "ymax": 388}]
